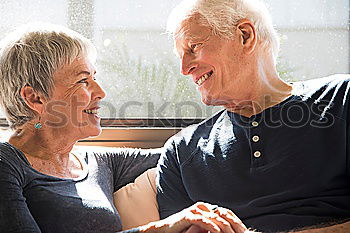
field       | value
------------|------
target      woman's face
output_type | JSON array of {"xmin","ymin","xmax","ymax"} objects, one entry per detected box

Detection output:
[{"xmin": 43, "ymin": 56, "xmax": 106, "ymax": 140}]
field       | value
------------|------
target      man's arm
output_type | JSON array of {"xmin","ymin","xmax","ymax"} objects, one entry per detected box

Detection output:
[
  {"xmin": 156, "ymin": 139, "xmax": 194, "ymax": 219},
  {"xmin": 213, "ymin": 206, "xmax": 350, "ymax": 233},
  {"xmin": 290, "ymin": 221, "xmax": 350, "ymax": 233}
]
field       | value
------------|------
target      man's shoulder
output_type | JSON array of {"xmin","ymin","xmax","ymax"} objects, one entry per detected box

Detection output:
[
  {"xmin": 295, "ymin": 74, "xmax": 350, "ymax": 98},
  {"xmin": 293, "ymin": 74, "xmax": 350, "ymax": 120}
]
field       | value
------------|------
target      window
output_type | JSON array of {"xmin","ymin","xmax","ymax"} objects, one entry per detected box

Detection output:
[{"xmin": 0, "ymin": 0, "xmax": 349, "ymax": 122}]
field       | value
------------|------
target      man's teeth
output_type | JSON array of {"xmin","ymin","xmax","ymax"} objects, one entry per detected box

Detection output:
[
  {"xmin": 197, "ymin": 72, "xmax": 212, "ymax": 85},
  {"xmin": 83, "ymin": 109, "xmax": 98, "ymax": 114}
]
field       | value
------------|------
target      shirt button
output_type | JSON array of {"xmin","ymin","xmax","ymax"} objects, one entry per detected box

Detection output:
[
  {"xmin": 252, "ymin": 135, "xmax": 260, "ymax": 142},
  {"xmin": 252, "ymin": 121, "xmax": 259, "ymax": 127},
  {"xmin": 254, "ymin": 151, "xmax": 261, "ymax": 158}
]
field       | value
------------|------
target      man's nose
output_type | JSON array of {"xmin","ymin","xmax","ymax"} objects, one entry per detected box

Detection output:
[
  {"xmin": 92, "ymin": 81, "xmax": 106, "ymax": 100},
  {"xmin": 181, "ymin": 53, "xmax": 198, "ymax": 75}
]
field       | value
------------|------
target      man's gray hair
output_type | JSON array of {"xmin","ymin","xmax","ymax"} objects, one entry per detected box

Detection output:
[
  {"xmin": 0, "ymin": 23, "xmax": 96, "ymax": 129},
  {"xmin": 167, "ymin": 0, "xmax": 280, "ymax": 61}
]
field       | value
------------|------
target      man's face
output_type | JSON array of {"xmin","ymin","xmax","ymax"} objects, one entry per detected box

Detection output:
[{"xmin": 174, "ymin": 17, "xmax": 257, "ymax": 109}]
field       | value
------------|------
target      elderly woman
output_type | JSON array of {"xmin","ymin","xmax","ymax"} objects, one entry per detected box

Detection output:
[{"xmin": 0, "ymin": 24, "xmax": 238, "ymax": 233}]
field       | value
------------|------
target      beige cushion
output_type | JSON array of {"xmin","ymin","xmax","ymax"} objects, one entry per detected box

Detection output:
[{"xmin": 114, "ymin": 168, "xmax": 159, "ymax": 230}]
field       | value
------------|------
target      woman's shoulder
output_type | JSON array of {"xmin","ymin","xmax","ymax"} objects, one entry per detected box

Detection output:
[
  {"xmin": 73, "ymin": 145, "xmax": 148, "ymax": 159},
  {"xmin": 72, "ymin": 146, "xmax": 114, "ymax": 162},
  {"xmin": 72, "ymin": 145, "xmax": 115, "ymax": 167},
  {"xmin": 0, "ymin": 142, "xmax": 22, "ymax": 162},
  {"xmin": 0, "ymin": 142, "xmax": 26, "ymax": 179}
]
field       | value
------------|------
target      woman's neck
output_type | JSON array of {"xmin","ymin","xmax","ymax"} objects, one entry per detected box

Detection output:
[
  {"xmin": 8, "ymin": 122, "xmax": 76, "ymax": 160},
  {"xmin": 8, "ymin": 123, "xmax": 84, "ymax": 179}
]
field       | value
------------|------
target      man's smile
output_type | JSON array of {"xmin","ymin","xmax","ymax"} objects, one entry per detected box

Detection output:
[{"xmin": 196, "ymin": 70, "xmax": 213, "ymax": 86}]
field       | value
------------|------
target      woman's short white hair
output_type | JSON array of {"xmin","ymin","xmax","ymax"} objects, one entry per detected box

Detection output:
[
  {"xmin": 0, "ymin": 23, "xmax": 96, "ymax": 129},
  {"xmin": 167, "ymin": 0, "xmax": 280, "ymax": 60}
]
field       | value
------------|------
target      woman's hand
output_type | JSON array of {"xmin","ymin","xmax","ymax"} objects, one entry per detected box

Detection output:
[{"xmin": 139, "ymin": 202, "xmax": 238, "ymax": 233}]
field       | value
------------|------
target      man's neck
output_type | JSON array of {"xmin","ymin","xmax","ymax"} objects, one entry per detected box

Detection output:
[
  {"xmin": 230, "ymin": 88, "xmax": 292, "ymax": 118},
  {"xmin": 226, "ymin": 59, "xmax": 293, "ymax": 118}
]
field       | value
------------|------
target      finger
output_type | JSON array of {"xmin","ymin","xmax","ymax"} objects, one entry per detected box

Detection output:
[
  {"xmin": 190, "ymin": 207, "xmax": 217, "ymax": 217},
  {"xmin": 195, "ymin": 202, "xmax": 218, "ymax": 213},
  {"xmin": 191, "ymin": 208, "xmax": 236, "ymax": 233},
  {"xmin": 214, "ymin": 208, "xmax": 247, "ymax": 233},
  {"xmin": 184, "ymin": 214, "xmax": 222, "ymax": 233},
  {"xmin": 216, "ymin": 207, "xmax": 245, "ymax": 226},
  {"xmin": 206, "ymin": 214, "xmax": 236, "ymax": 233},
  {"xmin": 183, "ymin": 225, "xmax": 208, "ymax": 233}
]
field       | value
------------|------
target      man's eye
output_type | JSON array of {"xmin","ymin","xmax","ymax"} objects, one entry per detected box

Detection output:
[
  {"xmin": 77, "ymin": 78, "xmax": 88, "ymax": 84},
  {"xmin": 190, "ymin": 43, "xmax": 203, "ymax": 52}
]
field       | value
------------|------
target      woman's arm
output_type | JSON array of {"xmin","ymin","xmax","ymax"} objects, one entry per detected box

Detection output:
[
  {"xmin": 111, "ymin": 147, "xmax": 162, "ymax": 190},
  {"xmin": 0, "ymin": 157, "xmax": 41, "ymax": 233},
  {"xmin": 80, "ymin": 146, "xmax": 161, "ymax": 191}
]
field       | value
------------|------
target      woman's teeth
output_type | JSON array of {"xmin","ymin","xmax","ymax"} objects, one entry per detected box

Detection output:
[
  {"xmin": 197, "ymin": 71, "xmax": 213, "ymax": 85},
  {"xmin": 83, "ymin": 109, "xmax": 98, "ymax": 114}
]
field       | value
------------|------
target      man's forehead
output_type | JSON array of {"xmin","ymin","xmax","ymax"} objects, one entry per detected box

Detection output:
[{"xmin": 175, "ymin": 17, "xmax": 212, "ymax": 41}]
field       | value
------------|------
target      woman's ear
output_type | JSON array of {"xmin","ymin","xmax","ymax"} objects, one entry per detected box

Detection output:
[
  {"xmin": 236, "ymin": 19, "xmax": 257, "ymax": 55},
  {"xmin": 20, "ymin": 85, "xmax": 45, "ymax": 114}
]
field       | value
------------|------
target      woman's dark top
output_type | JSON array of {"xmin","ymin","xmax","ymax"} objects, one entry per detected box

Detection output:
[{"xmin": 0, "ymin": 142, "xmax": 160, "ymax": 233}]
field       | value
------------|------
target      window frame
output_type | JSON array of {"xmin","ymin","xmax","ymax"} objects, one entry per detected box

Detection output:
[{"xmin": 0, "ymin": 118, "xmax": 206, "ymax": 148}]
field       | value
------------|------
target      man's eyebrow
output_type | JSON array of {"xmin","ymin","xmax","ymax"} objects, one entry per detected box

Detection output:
[
  {"xmin": 177, "ymin": 30, "xmax": 210, "ymax": 42},
  {"xmin": 75, "ymin": 70, "xmax": 96, "ymax": 76}
]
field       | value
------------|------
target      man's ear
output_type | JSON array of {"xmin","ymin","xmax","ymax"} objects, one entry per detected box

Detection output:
[
  {"xmin": 236, "ymin": 19, "xmax": 257, "ymax": 55},
  {"xmin": 20, "ymin": 85, "xmax": 45, "ymax": 114}
]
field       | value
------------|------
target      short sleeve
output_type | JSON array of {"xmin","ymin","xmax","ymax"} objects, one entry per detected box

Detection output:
[
  {"xmin": 345, "ymin": 78, "xmax": 350, "ymax": 175},
  {"xmin": 0, "ymin": 155, "xmax": 41, "ymax": 232},
  {"xmin": 108, "ymin": 148, "xmax": 161, "ymax": 191},
  {"xmin": 156, "ymin": 139, "xmax": 194, "ymax": 219},
  {"xmin": 347, "ymin": 102, "xmax": 350, "ymax": 176}
]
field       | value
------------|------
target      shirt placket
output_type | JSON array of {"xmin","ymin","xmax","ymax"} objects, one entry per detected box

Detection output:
[{"xmin": 248, "ymin": 118, "xmax": 265, "ymax": 168}]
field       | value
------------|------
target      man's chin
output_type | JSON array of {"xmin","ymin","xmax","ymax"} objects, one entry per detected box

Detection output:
[{"xmin": 201, "ymin": 95, "xmax": 228, "ymax": 106}]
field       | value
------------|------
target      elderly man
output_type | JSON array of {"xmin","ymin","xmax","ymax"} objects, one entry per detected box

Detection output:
[{"xmin": 156, "ymin": 0, "xmax": 350, "ymax": 232}]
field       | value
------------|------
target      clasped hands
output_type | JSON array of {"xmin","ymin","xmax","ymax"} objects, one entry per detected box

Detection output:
[{"xmin": 142, "ymin": 202, "xmax": 255, "ymax": 233}]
